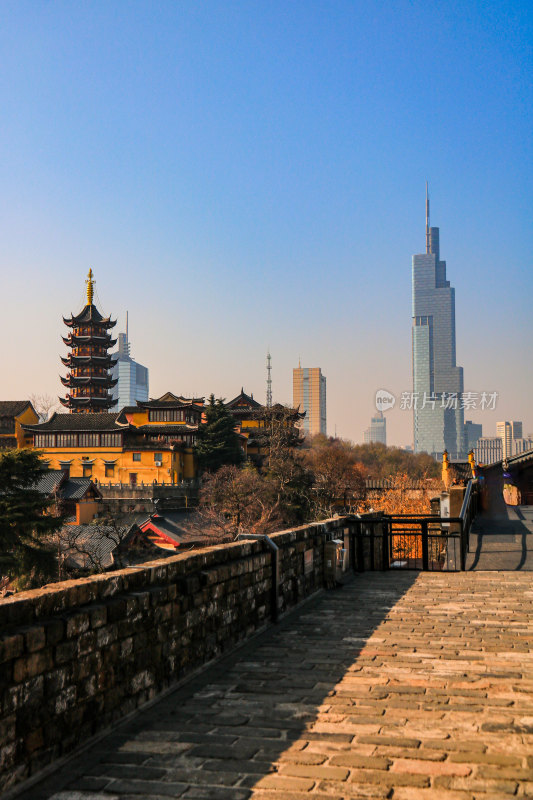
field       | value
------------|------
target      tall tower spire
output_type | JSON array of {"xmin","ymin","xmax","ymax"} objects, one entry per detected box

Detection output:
[
  {"xmin": 425, "ymin": 182, "xmax": 430, "ymax": 254},
  {"xmin": 86, "ymin": 268, "xmax": 94, "ymax": 305},
  {"xmin": 266, "ymin": 350, "xmax": 272, "ymax": 408}
]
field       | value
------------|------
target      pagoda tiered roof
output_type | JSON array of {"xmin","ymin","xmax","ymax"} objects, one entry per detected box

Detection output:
[
  {"xmin": 61, "ymin": 354, "xmax": 117, "ymax": 368},
  {"xmin": 63, "ymin": 304, "xmax": 116, "ymax": 328},
  {"xmin": 60, "ymin": 270, "xmax": 118, "ymax": 414},
  {"xmin": 62, "ymin": 333, "xmax": 117, "ymax": 347},
  {"xmin": 59, "ymin": 396, "xmax": 117, "ymax": 411},
  {"xmin": 60, "ymin": 375, "xmax": 118, "ymax": 389}
]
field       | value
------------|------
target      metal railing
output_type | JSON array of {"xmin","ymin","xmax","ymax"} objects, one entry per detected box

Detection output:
[{"xmin": 348, "ymin": 480, "xmax": 479, "ymax": 572}]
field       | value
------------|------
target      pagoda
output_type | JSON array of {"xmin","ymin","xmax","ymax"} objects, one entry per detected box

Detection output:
[{"xmin": 60, "ymin": 269, "xmax": 118, "ymax": 413}]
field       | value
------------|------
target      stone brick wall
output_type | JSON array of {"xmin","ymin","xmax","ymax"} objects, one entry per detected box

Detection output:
[{"xmin": 0, "ymin": 517, "xmax": 349, "ymax": 792}]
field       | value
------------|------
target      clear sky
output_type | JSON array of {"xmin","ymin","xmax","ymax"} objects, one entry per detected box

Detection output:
[{"xmin": 1, "ymin": 0, "xmax": 531, "ymax": 445}]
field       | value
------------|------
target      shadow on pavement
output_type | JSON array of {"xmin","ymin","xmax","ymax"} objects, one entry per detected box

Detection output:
[{"xmin": 21, "ymin": 572, "xmax": 419, "ymax": 800}]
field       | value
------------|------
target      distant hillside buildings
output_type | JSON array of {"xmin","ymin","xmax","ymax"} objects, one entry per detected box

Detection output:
[{"xmin": 293, "ymin": 366, "xmax": 327, "ymax": 436}]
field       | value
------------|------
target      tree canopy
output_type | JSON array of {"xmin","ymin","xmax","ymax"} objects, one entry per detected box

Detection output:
[
  {"xmin": 194, "ymin": 394, "xmax": 243, "ymax": 473},
  {"xmin": 0, "ymin": 449, "xmax": 62, "ymax": 589}
]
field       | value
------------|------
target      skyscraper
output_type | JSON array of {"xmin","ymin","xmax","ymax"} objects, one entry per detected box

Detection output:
[
  {"xmin": 412, "ymin": 186, "xmax": 465, "ymax": 459},
  {"xmin": 464, "ymin": 420, "xmax": 483, "ymax": 452},
  {"xmin": 111, "ymin": 314, "xmax": 149, "ymax": 411},
  {"xmin": 293, "ymin": 366, "xmax": 326, "ymax": 436},
  {"xmin": 363, "ymin": 411, "xmax": 387, "ymax": 445},
  {"xmin": 496, "ymin": 421, "xmax": 523, "ymax": 459}
]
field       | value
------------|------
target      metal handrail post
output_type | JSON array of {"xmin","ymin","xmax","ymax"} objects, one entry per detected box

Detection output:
[
  {"xmin": 460, "ymin": 520, "xmax": 466, "ymax": 571},
  {"xmin": 421, "ymin": 520, "xmax": 429, "ymax": 571}
]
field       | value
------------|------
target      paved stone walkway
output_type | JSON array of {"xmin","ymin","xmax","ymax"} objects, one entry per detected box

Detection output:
[
  {"xmin": 21, "ymin": 571, "xmax": 533, "ymax": 800},
  {"xmin": 467, "ymin": 505, "xmax": 533, "ymax": 570}
]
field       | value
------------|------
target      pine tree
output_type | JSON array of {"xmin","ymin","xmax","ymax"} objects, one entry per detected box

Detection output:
[
  {"xmin": 0, "ymin": 449, "xmax": 62, "ymax": 589},
  {"xmin": 195, "ymin": 395, "xmax": 244, "ymax": 473}
]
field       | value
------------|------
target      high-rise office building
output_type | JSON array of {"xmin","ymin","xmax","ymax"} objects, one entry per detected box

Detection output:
[
  {"xmin": 412, "ymin": 186, "xmax": 465, "ymax": 459},
  {"xmin": 293, "ymin": 366, "xmax": 326, "ymax": 436},
  {"xmin": 474, "ymin": 436, "xmax": 503, "ymax": 465},
  {"xmin": 111, "ymin": 315, "xmax": 149, "ymax": 411},
  {"xmin": 363, "ymin": 411, "xmax": 387, "ymax": 445},
  {"xmin": 464, "ymin": 420, "xmax": 483, "ymax": 452},
  {"xmin": 513, "ymin": 437, "xmax": 533, "ymax": 456},
  {"xmin": 496, "ymin": 421, "xmax": 523, "ymax": 459}
]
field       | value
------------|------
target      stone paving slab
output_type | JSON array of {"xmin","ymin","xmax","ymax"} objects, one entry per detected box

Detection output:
[
  {"xmin": 467, "ymin": 505, "xmax": 533, "ymax": 570},
  {"xmin": 18, "ymin": 571, "xmax": 533, "ymax": 800}
]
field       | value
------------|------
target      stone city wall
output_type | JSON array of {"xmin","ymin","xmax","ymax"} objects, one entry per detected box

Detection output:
[{"xmin": 0, "ymin": 517, "xmax": 349, "ymax": 793}]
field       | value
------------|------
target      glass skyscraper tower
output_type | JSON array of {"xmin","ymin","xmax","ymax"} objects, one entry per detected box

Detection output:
[
  {"xmin": 412, "ymin": 187, "xmax": 465, "ymax": 459},
  {"xmin": 111, "ymin": 314, "xmax": 149, "ymax": 411}
]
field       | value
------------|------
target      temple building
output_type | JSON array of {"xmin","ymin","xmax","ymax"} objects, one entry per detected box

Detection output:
[
  {"xmin": 225, "ymin": 389, "xmax": 305, "ymax": 464},
  {"xmin": 23, "ymin": 392, "xmax": 202, "ymax": 484},
  {"xmin": 0, "ymin": 401, "xmax": 39, "ymax": 449},
  {"xmin": 60, "ymin": 270, "xmax": 118, "ymax": 413}
]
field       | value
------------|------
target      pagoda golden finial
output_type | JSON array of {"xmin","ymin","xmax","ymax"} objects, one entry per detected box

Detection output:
[{"xmin": 86, "ymin": 268, "xmax": 94, "ymax": 305}]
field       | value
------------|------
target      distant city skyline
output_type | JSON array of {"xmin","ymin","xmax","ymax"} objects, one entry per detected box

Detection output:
[{"xmin": 1, "ymin": 2, "xmax": 531, "ymax": 444}]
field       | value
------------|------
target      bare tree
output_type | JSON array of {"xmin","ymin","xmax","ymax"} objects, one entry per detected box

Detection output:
[
  {"xmin": 196, "ymin": 464, "xmax": 283, "ymax": 541},
  {"xmin": 54, "ymin": 512, "xmax": 131, "ymax": 576},
  {"xmin": 301, "ymin": 438, "xmax": 367, "ymax": 518},
  {"xmin": 29, "ymin": 394, "xmax": 61, "ymax": 423}
]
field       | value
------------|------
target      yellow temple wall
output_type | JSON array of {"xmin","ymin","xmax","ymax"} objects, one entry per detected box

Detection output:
[
  {"xmin": 40, "ymin": 446, "xmax": 197, "ymax": 484},
  {"xmin": 16, "ymin": 406, "xmax": 39, "ymax": 447}
]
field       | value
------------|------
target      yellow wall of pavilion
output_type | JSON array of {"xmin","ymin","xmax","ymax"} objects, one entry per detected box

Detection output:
[
  {"xmin": 16, "ymin": 406, "xmax": 40, "ymax": 447},
  {"xmin": 40, "ymin": 445, "xmax": 196, "ymax": 484}
]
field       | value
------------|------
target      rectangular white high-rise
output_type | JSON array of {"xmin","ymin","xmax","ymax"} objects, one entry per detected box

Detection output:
[{"xmin": 293, "ymin": 366, "xmax": 326, "ymax": 436}]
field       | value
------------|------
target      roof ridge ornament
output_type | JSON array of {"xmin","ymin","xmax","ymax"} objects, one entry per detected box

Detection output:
[{"xmin": 86, "ymin": 269, "xmax": 94, "ymax": 305}]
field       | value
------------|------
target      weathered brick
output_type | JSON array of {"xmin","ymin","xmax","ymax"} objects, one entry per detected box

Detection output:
[
  {"xmin": 391, "ymin": 759, "xmax": 472, "ymax": 777},
  {"xmin": 23, "ymin": 626, "xmax": 46, "ymax": 653},
  {"xmin": 65, "ymin": 611, "xmax": 90, "ymax": 638},
  {"xmin": 90, "ymin": 604, "xmax": 108, "ymax": 629},
  {"xmin": 330, "ymin": 754, "xmax": 391, "ymax": 769},
  {"xmin": 279, "ymin": 763, "xmax": 349, "ymax": 781},
  {"xmin": 13, "ymin": 650, "xmax": 53, "ymax": 683},
  {"xmin": 0, "ymin": 633, "xmax": 24, "ymax": 664}
]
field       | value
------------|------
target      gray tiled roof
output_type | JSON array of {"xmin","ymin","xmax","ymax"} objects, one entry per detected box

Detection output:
[
  {"xmin": 33, "ymin": 470, "xmax": 100, "ymax": 501},
  {"xmin": 34, "ymin": 470, "xmax": 65, "ymax": 495},
  {"xmin": 61, "ymin": 478, "xmax": 98, "ymax": 500},
  {"xmin": 0, "ymin": 401, "xmax": 33, "ymax": 417},
  {"xmin": 58, "ymin": 524, "xmax": 128, "ymax": 569},
  {"xmin": 23, "ymin": 412, "xmax": 123, "ymax": 432}
]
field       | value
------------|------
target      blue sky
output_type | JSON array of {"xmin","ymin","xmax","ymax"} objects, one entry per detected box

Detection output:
[{"xmin": 1, "ymin": 0, "xmax": 531, "ymax": 445}]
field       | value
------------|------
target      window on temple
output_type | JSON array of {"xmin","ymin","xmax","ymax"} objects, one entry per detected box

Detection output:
[
  {"xmin": 79, "ymin": 433, "xmax": 100, "ymax": 447},
  {"xmin": 148, "ymin": 409, "xmax": 184, "ymax": 422},
  {"xmin": 105, "ymin": 464, "xmax": 115, "ymax": 477},
  {"xmin": 82, "ymin": 464, "xmax": 93, "ymax": 477},
  {"xmin": 133, "ymin": 452, "xmax": 141, "ymax": 462},
  {"xmin": 57, "ymin": 434, "xmax": 78, "ymax": 447},
  {"xmin": 101, "ymin": 433, "xmax": 122, "ymax": 447}
]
